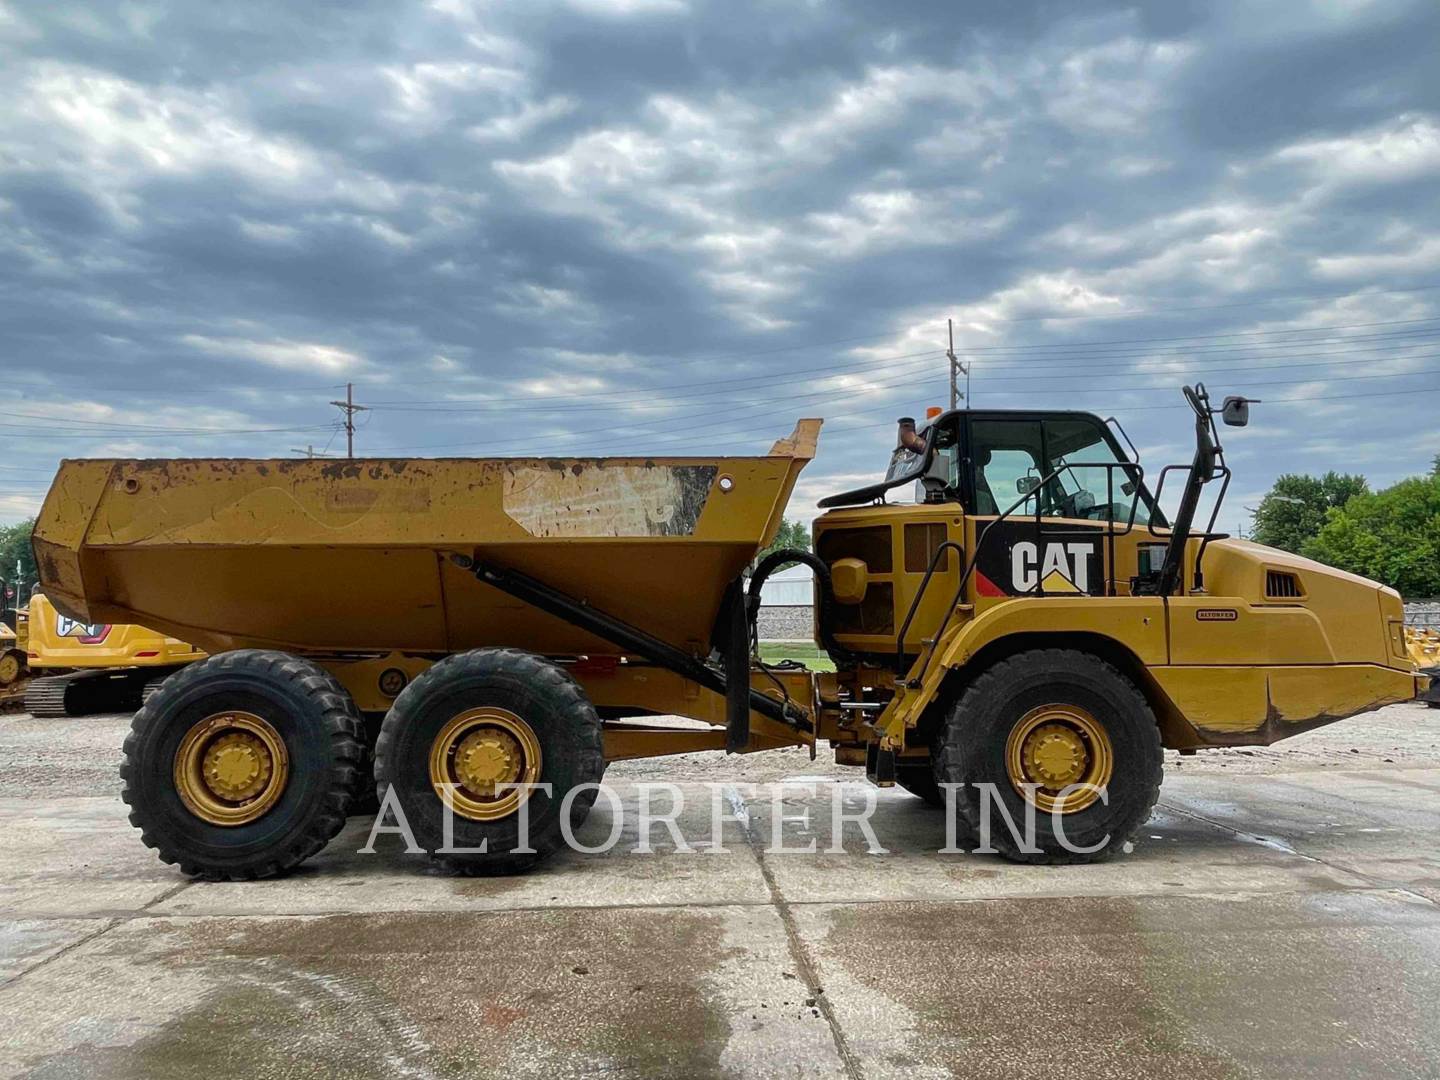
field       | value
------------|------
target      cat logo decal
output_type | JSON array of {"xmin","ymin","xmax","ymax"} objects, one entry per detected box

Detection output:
[
  {"xmin": 55, "ymin": 614, "xmax": 112, "ymax": 644},
  {"xmin": 1010, "ymin": 541, "xmax": 1094, "ymax": 594}
]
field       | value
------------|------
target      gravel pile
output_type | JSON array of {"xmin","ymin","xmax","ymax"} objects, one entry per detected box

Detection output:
[{"xmin": 758, "ymin": 606, "xmax": 813, "ymax": 641}]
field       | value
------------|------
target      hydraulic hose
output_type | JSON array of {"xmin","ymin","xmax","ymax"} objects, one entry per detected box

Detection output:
[{"xmin": 745, "ymin": 549, "xmax": 858, "ymax": 668}]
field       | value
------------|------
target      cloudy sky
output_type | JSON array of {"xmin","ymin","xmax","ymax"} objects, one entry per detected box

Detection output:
[{"xmin": 2, "ymin": 0, "xmax": 1438, "ymax": 536}]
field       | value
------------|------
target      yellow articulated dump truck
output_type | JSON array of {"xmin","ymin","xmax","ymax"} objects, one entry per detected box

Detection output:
[
  {"xmin": 33, "ymin": 384, "xmax": 1421, "ymax": 879},
  {"xmin": 22, "ymin": 592, "xmax": 205, "ymax": 717}
]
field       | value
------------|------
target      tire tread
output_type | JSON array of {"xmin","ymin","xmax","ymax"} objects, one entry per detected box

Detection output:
[{"xmin": 120, "ymin": 650, "xmax": 363, "ymax": 881}]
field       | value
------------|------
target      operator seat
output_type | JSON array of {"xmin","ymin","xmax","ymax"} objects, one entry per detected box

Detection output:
[{"xmin": 972, "ymin": 447, "xmax": 998, "ymax": 515}]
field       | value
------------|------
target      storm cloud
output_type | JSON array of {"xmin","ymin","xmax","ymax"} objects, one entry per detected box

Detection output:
[{"xmin": 2, "ymin": 0, "xmax": 1438, "ymax": 526}]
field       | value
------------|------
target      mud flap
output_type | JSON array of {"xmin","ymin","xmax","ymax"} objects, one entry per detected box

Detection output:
[{"xmin": 866, "ymin": 740, "xmax": 896, "ymax": 786}]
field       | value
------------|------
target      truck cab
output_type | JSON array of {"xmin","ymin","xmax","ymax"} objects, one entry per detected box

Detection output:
[
  {"xmin": 811, "ymin": 393, "xmax": 1418, "ymax": 756},
  {"xmin": 814, "ymin": 405, "xmax": 1165, "ymax": 660}
]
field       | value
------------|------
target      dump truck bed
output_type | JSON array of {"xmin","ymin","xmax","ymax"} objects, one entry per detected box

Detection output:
[{"xmin": 33, "ymin": 421, "xmax": 820, "ymax": 657}]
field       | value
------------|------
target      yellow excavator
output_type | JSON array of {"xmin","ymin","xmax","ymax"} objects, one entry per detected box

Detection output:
[
  {"xmin": 22, "ymin": 593, "xmax": 205, "ymax": 717},
  {"xmin": 1407, "ymin": 626, "xmax": 1440, "ymax": 707}
]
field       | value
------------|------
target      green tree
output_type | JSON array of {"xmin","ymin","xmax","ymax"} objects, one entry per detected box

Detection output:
[
  {"xmin": 1303, "ymin": 473, "xmax": 1440, "ymax": 597},
  {"xmin": 1251, "ymin": 472, "xmax": 1368, "ymax": 553},
  {"xmin": 751, "ymin": 518, "xmax": 810, "ymax": 573},
  {"xmin": 0, "ymin": 517, "xmax": 37, "ymax": 611}
]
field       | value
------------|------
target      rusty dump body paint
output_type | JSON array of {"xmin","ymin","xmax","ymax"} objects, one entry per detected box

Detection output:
[{"xmin": 32, "ymin": 421, "xmax": 820, "ymax": 658}]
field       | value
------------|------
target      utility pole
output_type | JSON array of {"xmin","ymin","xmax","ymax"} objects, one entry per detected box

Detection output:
[
  {"xmin": 946, "ymin": 318, "xmax": 970, "ymax": 409},
  {"xmin": 290, "ymin": 445, "xmax": 332, "ymax": 459},
  {"xmin": 328, "ymin": 383, "xmax": 368, "ymax": 459}
]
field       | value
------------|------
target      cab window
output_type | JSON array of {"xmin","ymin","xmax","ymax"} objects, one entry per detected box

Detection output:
[
  {"xmin": 968, "ymin": 419, "xmax": 1042, "ymax": 515},
  {"xmin": 968, "ymin": 416, "xmax": 1153, "ymax": 525},
  {"xmin": 1043, "ymin": 418, "xmax": 1151, "ymax": 525}
]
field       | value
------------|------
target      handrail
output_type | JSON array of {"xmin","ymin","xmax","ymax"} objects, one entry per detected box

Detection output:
[
  {"xmin": 892, "ymin": 458, "xmax": 1146, "ymax": 676},
  {"xmin": 893, "ymin": 540, "xmax": 967, "ymax": 671}
]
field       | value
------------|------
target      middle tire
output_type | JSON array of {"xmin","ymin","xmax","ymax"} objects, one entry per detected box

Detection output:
[{"xmin": 373, "ymin": 648, "xmax": 605, "ymax": 873}]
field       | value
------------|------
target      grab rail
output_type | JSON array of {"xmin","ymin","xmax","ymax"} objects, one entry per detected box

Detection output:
[{"xmin": 892, "ymin": 458, "xmax": 1145, "ymax": 676}]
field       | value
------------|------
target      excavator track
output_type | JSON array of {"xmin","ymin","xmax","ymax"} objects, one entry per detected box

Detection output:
[
  {"xmin": 140, "ymin": 674, "xmax": 169, "ymax": 707},
  {"xmin": 24, "ymin": 674, "xmax": 78, "ymax": 718}
]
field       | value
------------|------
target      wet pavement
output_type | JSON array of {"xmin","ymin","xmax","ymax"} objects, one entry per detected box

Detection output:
[{"xmin": 2, "ymin": 708, "xmax": 1439, "ymax": 1079}]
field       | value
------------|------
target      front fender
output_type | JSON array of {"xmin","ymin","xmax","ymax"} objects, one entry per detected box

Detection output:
[{"xmin": 937, "ymin": 596, "xmax": 1169, "ymax": 670}]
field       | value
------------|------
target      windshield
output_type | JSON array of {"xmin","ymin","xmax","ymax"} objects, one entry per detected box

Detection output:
[
  {"xmin": 971, "ymin": 415, "xmax": 1161, "ymax": 526},
  {"xmin": 883, "ymin": 420, "xmax": 939, "ymax": 487},
  {"xmin": 884, "ymin": 441, "xmax": 926, "ymax": 485},
  {"xmin": 1043, "ymin": 418, "xmax": 1146, "ymax": 523}
]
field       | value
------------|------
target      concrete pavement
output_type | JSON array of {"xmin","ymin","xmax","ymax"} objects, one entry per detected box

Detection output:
[{"xmin": 2, "ymin": 707, "xmax": 1438, "ymax": 1079}]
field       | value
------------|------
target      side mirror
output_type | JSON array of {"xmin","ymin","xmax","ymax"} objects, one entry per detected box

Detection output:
[
  {"xmin": 1015, "ymin": 476, "xmax": 1040, "ymax": 495},
  {"xmin": 1221, "ymin": 396, "xmax": 1256, "ymax": 427}
]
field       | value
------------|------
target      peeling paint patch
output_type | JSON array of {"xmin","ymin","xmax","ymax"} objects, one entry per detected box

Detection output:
[{"xmin": 503, "ymin": 464, "xmax": 716, "ymax": 537}]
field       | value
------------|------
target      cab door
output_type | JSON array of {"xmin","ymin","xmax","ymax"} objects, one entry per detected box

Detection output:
[{"xmin": 963, "ymin": 414, "xmax": 1142, "ymax": 605}]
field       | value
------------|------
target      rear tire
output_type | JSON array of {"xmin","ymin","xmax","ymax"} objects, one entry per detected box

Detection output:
[
  {"xmin": 120, "ymin": 650, "xmax": 363, "ymax": 880},
  {"xmin": 373, "ymin": 648, "xmax": 604, "ymax": 874},
  {"xmin": 933, "ymin": 648, "xmax": 1162, "ymax": 864}
]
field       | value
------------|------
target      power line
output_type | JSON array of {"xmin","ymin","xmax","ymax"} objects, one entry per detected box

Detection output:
[
  {"xmin": 356, "ymin": 338, "xmax": 1440, "ymax": 416},
  {"xmin": 362, "ymin": 349, "xmax": 947, "ymax": 407},
  {"xmin": 295, "ymin": 281, "xmax": 1440, "ymax": 394},
  {"xmin": 369, "ymin": 362, "xmax": 1440, "ymax": 456},
  {"xmin": 355, "ymin": 328, "xmax": 1440, "ymax": 417},
  {"xmin": 0, "ymin": 423, "xmax": 334, "ymax": 440},
  {"xmin": 939, "ymin": 346, "xmax": 1440, "ymax": 385},
  {"xmin": 9, "ymin": 380, "xmax": 348, "ymax": 396},
  {"xmin": 957, "ymin": 325, "xmax": 1440, "ymax": 364},
  {"xmin": 500, "ymin": 367, "xmax": 1440, "ymax": 454},
  {"xmin": 0, "ymin": 407, "xmax": 334, "ymax": 434},
  {"xmin": 362, "ymin": 317, "xmax": 1440, "ymax": 410},
  {"xmin": 557, "ymin": 381, "xmax": 1440, "ymax": 456},
  {"xmin": 942, "ymin": 281, "xmax": 1440, "ymax": 325},
  {"xmin": 945, "ymin": 314, "xmax": 1440, "ymax": 352}
]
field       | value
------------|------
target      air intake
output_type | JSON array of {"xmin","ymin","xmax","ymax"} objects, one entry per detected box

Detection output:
[{"xmin": 1266, "ymin": 571, "xmax": 1302, "ymax": 599}]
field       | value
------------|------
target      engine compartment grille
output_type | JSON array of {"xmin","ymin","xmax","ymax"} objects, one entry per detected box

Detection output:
[{"xmin": 1265, "ymin": 570, "xmax": 1302, "ymax": 599}]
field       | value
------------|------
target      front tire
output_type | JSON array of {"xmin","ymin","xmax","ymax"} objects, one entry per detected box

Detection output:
[
  {"xmin": 896, "ymin": 762, "xmax": 945, "ymax": 806},
  {"xmin": 933, "ymin": 648, "xmax": 1162, "ymax": 864},
  {"xmin": 120, "ymin": 650, "xmax": 363, "ymax": 880},
  {"xmin": 373, "ymin": 648, "xmax": 605, "ymax": 874}
]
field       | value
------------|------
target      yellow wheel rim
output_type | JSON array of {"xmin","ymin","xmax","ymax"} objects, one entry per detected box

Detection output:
[
  {"xmin": 1004, "ymin": 703, "xmax": 1113, "ymax": 814},
  {"xmin": 173, "ymin": 711, "xmax": 289, "ymax": 826},
  {"xmin": 0, "ymin": 652, "xmax": 19, "ymax": 685},
  {"xmin": 428, "ymin": 707, "xmax": 542, "ymax": 822}
]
